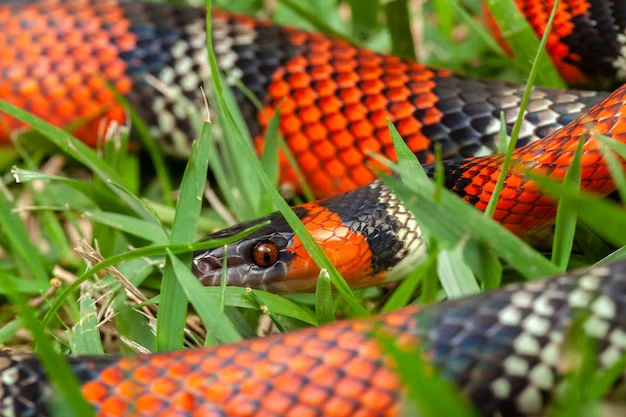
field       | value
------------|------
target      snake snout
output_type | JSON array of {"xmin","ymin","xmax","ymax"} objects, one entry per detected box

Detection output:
[
  {"xmin": 192, "ymin": 243, "xmax": 292, "ymax": 290},
  {"xmin": 192, "ymin": 254, "xmax": 222, "ymax": 286},
  {"xmin": 197, "ymin": 255, "xmax": 221, "ymax": 271},
  {"xmin": 192, "ymin": 251, "xmax": 249, "ymax": 286},
  {"xmin": 195, "ymin": 255, "xmax": 247, "ymax": 271}
]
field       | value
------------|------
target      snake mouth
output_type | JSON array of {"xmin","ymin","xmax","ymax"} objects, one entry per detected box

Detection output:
[
  {"xmin": 192, "ymin": 254, "xmax": 249, "ymax": 286},
  {"xmin": 195, "ymin": 255, "xmax": 247, "ymax": 271},
  {"xmin": 192, "ymin": 249, "xmax": 292, "ymax": 291}
]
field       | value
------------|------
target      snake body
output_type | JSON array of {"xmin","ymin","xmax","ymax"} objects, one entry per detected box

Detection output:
[
  {"xmin": 2, "ymin": 261, "xmax": 626, "ymax": 416},
  {"xmin": 1, "ymin": 0, "xmax": 622, "ymax": 196},
  {"xmin": 193, "ymin": 80, "xmax": 626, "ymax": 293},
  {"xmin": 2, "ymin": 1, "xmax": 626, "ymax": 416}
]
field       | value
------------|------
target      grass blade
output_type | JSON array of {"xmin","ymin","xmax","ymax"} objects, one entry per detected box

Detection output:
[
  {"xmin": 142, "ymin": 285, "xmax": 319, "ymax": 326},
  {"xmin": 68, "ymin": 287, "xmax": 104, "ymax": 355},
  {"xmin": 246, "ymin": 289, "xmax": 287, "ymax": 332},
  {"xmin": 157, "ymin": 118, "xmax": 212, "ymax": 351},
  {"xmin": 383, "ymin": 175, "xmax": 559, "ymax": 278},
  {"xmin": 233, "ymin": 79, "xmax": 316, "ymax": 201},
  {"xmin": 497, "ymin": 111, "xmax": 508, "ymax": 153},
  {"xmin": 315, "ymin": 269, "xmax": 335, "ymax": 324},
  {"xmin": 433, "ymin": 143, "xmax": 444, "ymax": 203},
  {"xmin": 573, "ymin": 223, "xmax": 613, "ymax": 261},
  {"xmin": 349, "ymin": 0, "xmax": 380, "ymax": 39},
  {"xmin": 432, "ymin": 0, "xmax": 454, "ymax": 39},
  {"xmin": 0, "ymin": 273, "xmax": 50, "ymax": 295},
  {"xmin": 584, "ymin": 353, "xmax": 626, "ymax": 402},
  {"xmin": 526, "ymin": 173, "xmax": 626, "ymax": 248},
  {"xmin": 206, "ymin": 287, "xmax": 317, "ymax": 325},
  {"xmin": 384, "ymin": 0, "xmax": 417, "ymax": 60},
  {"xmin": 594, "ymin": 132, "xmax": 626, "ymax": 157},
  {"xmin": 218, "ymin": 245, "xmax": 228, "ymax": 312},
  {"xmin": 109, "ymin": 84, "xmax": 174, "ymax": 207},
  {"xmin": 259, "ymin": 103, "xmax": 282, "ymax": 213},
  {"xmin": 485, "ymin": 0, "xmax": 565, "ymax": 88},
  {"xmin": 386, "ymin": 119, "xmax": 428, "ymax": 181},
  {"xmin": 0, "ymin": 100, "xmax": 152, "ymax": 220},
  {"xmin": 166, "ymin": 249, "xmax": 242, "ymax": 343},
  {"xmin": 147, "ymin": 199, "xmax": 225, "ymax": 232},
  {"xmin": 277, "ymin": 0, "xmax": 355, "ymax": 42},
  {"xmin": 11, "ymin": 144, "xmax": 74, "ymax": 263},
  {"xmin": 597, "ymin": 246, "xmax": 626, "ymax": 265},
  {"xmin": 485, "ymin": 0, "xmax": 561, "ymax": 218},
  {"xmin": 437, "ymin": 243, "xmax": 480, "ymax": 298},
  {"xmin": 467, "ymin": 243, "xmax": 502, "ymax": 290},
  {"xmin": 114, "ymin": 302, "xmax": 156, "ymax": 354},
  {"xmin": 0, "ymin": 182, "xmax": 49, "ymax": 281},
  {"xmin": 11, "ymin": 169, "xmax": 130, "ymax": 214},
  {"xmin": 382, "ymin": 247, "xmax": 438, "ymax": 312},
  {"xmin": 551, "ymin": 136, "xmax": 585, "ymax": 270},
  {"xmin": 595, "ymin": 133, "xmax": 626, "ymax": 202},
  {"xmin": 83, "ymin": 211, "xmax": 169, "ymax": 243},
  {"xmin": 212, "ymin": 74, "xmax": 263, "ymax": 218},
  {"xmin": 0, "ymin": 319, "xmax": 23, "ymax": 345},
  {"xmin": 446, "ymin": 0, "xmax": 506, "ymax": 57}
]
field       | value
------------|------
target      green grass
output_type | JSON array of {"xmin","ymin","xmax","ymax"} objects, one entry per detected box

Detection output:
[
  {"xmin": 0, "ymin": 0, "xmax": 625, "ymax": 416},
  {"xmin": 156, "ymin": 106, "xmax": 213, "ymax": 351}
]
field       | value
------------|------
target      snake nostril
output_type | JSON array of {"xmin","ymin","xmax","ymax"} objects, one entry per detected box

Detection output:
[{"xmin": 195, "ymin": 256, "xmax": 222, "ymax": 274}]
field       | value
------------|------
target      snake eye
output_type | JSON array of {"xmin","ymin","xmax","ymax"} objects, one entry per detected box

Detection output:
[{"xmin": 252, "ymin": 241, "xmax": 279, "ymax": 268}]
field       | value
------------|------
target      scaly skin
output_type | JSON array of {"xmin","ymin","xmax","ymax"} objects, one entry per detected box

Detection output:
[
  {"xmin": 487, "ymin": 0, "xmax": 626, "ymax": 85},
  {"xmin": 193, "ymin": 83, "xmax": 626, "ymax": 293},
  {"xmin": 2, "ymin": 1, "xmax": 626, "ymax": 417},
  {"xmin": 1, "ymin": 0, "xmax": 622, "ymax": 197},
  {"xmin": 2, "ymin": 260, "xmax": 626, "ymax": 416}
]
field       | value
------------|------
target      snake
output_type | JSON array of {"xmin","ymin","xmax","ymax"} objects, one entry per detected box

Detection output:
[
  {"xmin": 1, "ymin": 0, "xmax": 626, "ymax": 416},
  {"xmin": 1, "ymin": 261, "xmax": 625, "ymax": 417}
]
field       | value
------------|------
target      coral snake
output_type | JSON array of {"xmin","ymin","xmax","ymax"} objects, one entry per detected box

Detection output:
[{"xmin": 1, "ymin": 0, "xmax": 626, "ymax": 416}]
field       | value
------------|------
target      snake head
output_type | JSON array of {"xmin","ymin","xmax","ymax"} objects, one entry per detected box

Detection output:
[
  {"xmin": 192, "ymin": 182, "xmax": 426, "ymax": 293},
  {"xmin": 191, "ymin": 201, "xmax": 380, "ymax": 292},
  {"xmin": 192, "ymin": 207, "xmax": 318, "ymax": 293}
]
